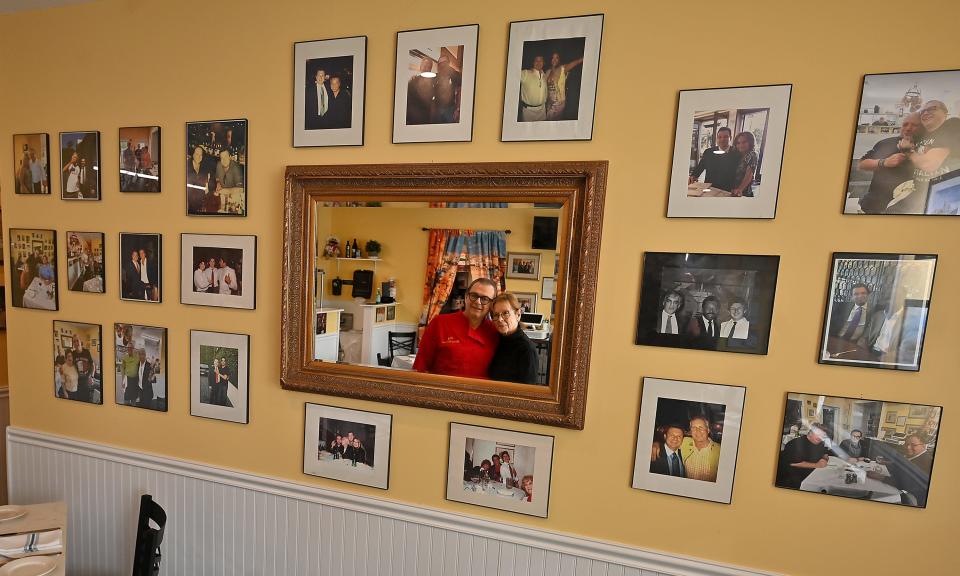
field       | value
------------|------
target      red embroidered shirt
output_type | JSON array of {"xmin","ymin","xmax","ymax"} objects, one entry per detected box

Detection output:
[{"xmin": 413, "ymin": 312, "xmax": 499, "ymax": 379}]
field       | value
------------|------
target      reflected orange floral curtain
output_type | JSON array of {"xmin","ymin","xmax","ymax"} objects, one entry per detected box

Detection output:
[{"xmin": 420, "ymin": 229, "xmax": 508, "ymax": 326}]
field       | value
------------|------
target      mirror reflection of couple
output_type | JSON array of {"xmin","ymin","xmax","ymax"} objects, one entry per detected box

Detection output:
[{"xmin": 413, "ymin": 278, "xmax": 539, "ymax": 384}]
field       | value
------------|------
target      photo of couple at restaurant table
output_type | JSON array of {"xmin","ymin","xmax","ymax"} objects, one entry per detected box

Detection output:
[
  {"xmin": 688, "ymin": 126, "xmax": 759, "ymax": 197},
  {"xmin": 413, "ymin": 278, "xmax": 539, "ymax": 385},
  {"xmin": 463, "ymin": 444, "xmax": 532, "ymax": 502}
]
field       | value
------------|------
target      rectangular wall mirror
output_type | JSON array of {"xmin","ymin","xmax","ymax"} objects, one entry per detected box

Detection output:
[{"xmin": 282, "ymin": 162, "xmax": 607, "ymax": 429}]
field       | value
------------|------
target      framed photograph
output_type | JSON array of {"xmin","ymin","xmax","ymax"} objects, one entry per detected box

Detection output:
[
  {"xmin": 59, "ymin": 131, "xmax": 100, "ymax": 200},
  {"xmin": 506, "ymin": 252, "xmax": 540, "ymax": 279},
  {"xmin": 186, "ymin": 119, "xmax": 247, "ymax": 216},
  {"xmin": 886, "ymin": 412, "xmax": 897, "ymax": 423},
  {"xmin": 66, "ymin": 231, "xmax": 105, "ymax": 293},
  {"xmin": 909, "ymin": 405, "xmax": 931, "ymax": 418},
  {"xmin": 635, "ymin": 252, "xmax": 780, "ymax": 354},
  {"xmin": 667, "ymin": 84, "xmax": 792, "ymax": 219},
  {"xmin": 843, "ymin": 69, "xmax": 960, "ymax": 215},
  {"xmin": 386, "ymin": 306, "xmax": 396, "ymax": 321},
  {"xmin": 180, "ymin": 234, "xmax": 256, "ymax": 309},
  {"xmin": 541, "ymin": 276, "xmax": 555, "ymax": 300},
  {"xmin": 303, "ymin": 403, "xmax": 392, "ymax": 489},
  {"xmin": 114, "ymin": 323, "xmax": 167, "ymax": 412},
  {"xmin": 53, "ymin": 320, "xmax": 103, "ymax": 405},
  {"xmin": 12, "ymin": 133, "xmax": 51, "ymax": 194},
  {"xmin": 514, "ymin": 292, "xmax": 537, "ymax": 314},
  {"xmin": 8, "ymin": 228, "xmax": 58, "ymax": 311},
  {"xmin": 819, "ymin": 253, "xmax": 936, "ymax": 371},
  {"xmin": 393, "ymin": 24, "xmax": 479, "ymax": 144},
  {"xmin": 777, "ymin": 392, "xmax": 942, "ymax": 508},
  {"xmin": 632, "ymin": 377, "xmax": 746, "ymax": 504},
  {"xmin": 897, "ymin": 416, "xmax": 907, "ymax": 426},
  {"xmin": 501, "ymin": 14, "xmax": 604, "ymax": 142},
  {"xmin": 0, "ymin": 288, "xmax": 6, "ymax": 329},
  {"xmin": 448, "ymin": 422, "xmax": 554, "ymax": 517},
  {"xmin": 191, "ymin": 330, "xmax": 249, "ymax": 424},
  {"xmin": 119, "ymin": 233, "xmax": 162, "ymax": 302},
  {"xmin": 293, "ymin": 36, "xmax": 366, "ymax": 147},
  {"xmin": 119, "ymin": 126, "xmax": 161, "ymax": 192}
]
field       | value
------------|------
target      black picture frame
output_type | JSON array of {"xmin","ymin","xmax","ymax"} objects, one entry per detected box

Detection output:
[
  {"xmin": 114, "ymin": 322, "xmax": 169, "ymax": 412},
  {"xmin": 445, "ymin": 421, "xmax": 555, "ymax": 518},
  {"xmin": 190, "ymin": 329, "xmax": 250, "ymax": 424},
  {"xmin": 841, "ymin": 68, "xmax": 960, "ymax": 216},
  {"xmin": 776, "ymin": 391, "xmax": 942, "ymax": 509},
  {"xmin": 65, "ymin": 231, "xmax": 105, "ymax": 294},
  {"xmin": 180, "ymin": 233, "xmax": 257, "ymax": 310},
  {"xmin": 185, "ymin": 118, "xmax": 248, "ymax": 216},
  {"xmin": 8, "ymin": 227, "xmax": 59, "ymax": 311},
  {"xmin": 119, "ymin": 232, "xmax": 162, "ymax": 303},
  {"xmin": 634, "ymin": 252, "xmax": 780, "ymax": 355},
  {"xmin": 53, "ymin": 320, "xmax": 104, "ymax": 405},
  {"xmin": 817, "ymin": 252, "xmax": 937, "ymax": 371},
  {"xmin": 59, "ymin": 130, "xmax": 101, "ymax": 201},
  {"xmin": 292, "ymin": 35, "xmax": 367, "ymax": 148},
  {"xmin": 392, "ymin": 24, "xmax": 480, "ymax": 144},
  {"xmin": 12, "ymin": 133, "xmax": 52, "ymax": 195},
  {"xmin": 119, "ymin": 126, "xmax": 162, "ymax": 193},
  {"xmin": 302, "ymin": 402, "xmax": 393, "ymax": 490}
]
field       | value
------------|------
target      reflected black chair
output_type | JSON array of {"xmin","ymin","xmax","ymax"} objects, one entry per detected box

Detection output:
[
  {"xmin": 376, "ymin": 331, "xmax": 417, "ymax": 367},
  {"xmin": 132, "ymin": 494, "xmax": 166, "ymax": 576}
]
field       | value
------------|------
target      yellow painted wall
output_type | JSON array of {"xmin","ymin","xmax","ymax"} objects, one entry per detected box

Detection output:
[
  {"xmin": 323, "ymin": 205, "xmax": 559, "ymax": 322},
  {"xmin": 0, "ymin": 1, "xmax": 956, "ymax": 575}
]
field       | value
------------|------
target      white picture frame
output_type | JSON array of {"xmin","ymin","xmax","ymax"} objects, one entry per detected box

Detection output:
[
  {"xmin": 303, "ymin": 403, "xmax": 393, "ymax": 490},
  {"xmin": 293, "ymin": 36, "xmax": 367, "ymax": 147},
  {"xmin": 393, "ymin": 24, "xmax": 479, "ymax": 144},
  {"xmin": 506, "ymin": 251, "xmax": 540, "ymax": 280},
  {"xmin": 631, "ymin": 377, "xmax": 746, "ymax": 504},
  {"xmin": 501, "ymin": 14, "xmax": 604, "ymax": 142},
  {"xmin": 447, "ymin": 422, "xmax": 554, "ymax": 518},
  {"xmin": 180, "ymin": 233, "xmax": 256, "ymax": 310},
  {"xmin": 190, "ymin": 330, "xmax": 250, "ymax": 424},
  {"xmin": 667, "ymin": 84, "xmax": 792, "ymax": 219},
  {"xmin": 541, "ymin": 276, "xmax": 555, "ymax": 300}
]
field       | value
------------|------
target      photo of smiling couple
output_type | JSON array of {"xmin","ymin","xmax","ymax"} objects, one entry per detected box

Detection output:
[{"xmin": 413, "ymin": 278, "xmax": 540, "ymax": 385}]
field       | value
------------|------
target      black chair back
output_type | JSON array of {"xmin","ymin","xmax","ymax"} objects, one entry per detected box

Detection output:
[
  {"xmin": 132, "ymin": 494, "xmax": 166, "ymax": 576},
  {"xmin": 388, "ymin": 331, "xmax": 416, "ymax": 358}
]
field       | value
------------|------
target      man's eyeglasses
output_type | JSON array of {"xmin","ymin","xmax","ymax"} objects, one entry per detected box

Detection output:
[
  {"xmin": 491, "ymin": 310, "xmax": 516, "ymax": 321},
  {"xmin": 467, "ymin": 292, "xmax": 493, "ymax": 305}
]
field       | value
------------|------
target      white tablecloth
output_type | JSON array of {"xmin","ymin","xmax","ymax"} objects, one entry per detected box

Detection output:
[
  {"xmin": 462, "ymin": 481, "xmax": 527, "ymax": 501},
  {"xmin": 23, "ymin": 277, "xmax": 56, "ymax": 310},
  {"xmin": 390, "ymin": 354, "xmax": 416, "ymax": 370},
  {"xmin": 800, "ymin": 456, "xmax": 900, "ymax": 502},
  {"xmin": 318, "ymin": 451, "xmax": 373, "ymax": 472}
]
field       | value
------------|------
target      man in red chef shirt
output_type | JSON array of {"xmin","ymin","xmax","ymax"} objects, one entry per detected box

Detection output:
[{"xmin": 413, "ymin": 278, "xmax": 500, "ymax": 379}]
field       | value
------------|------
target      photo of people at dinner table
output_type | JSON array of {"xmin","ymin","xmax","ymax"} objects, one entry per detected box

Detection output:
[
  {"xmin": 9, "ymin": 228, "xmax": 58, "ymax": 310},
  {"xmin": 315, "ymin": 417, "xmax": 376, "ymax": 469},
  {"xmin": 776, "ymin": 393, "xmax": 941, "ymax": 508},
  {"xmin": 462, "ymin": 436, "xmax": 535, "ymax": 503}
]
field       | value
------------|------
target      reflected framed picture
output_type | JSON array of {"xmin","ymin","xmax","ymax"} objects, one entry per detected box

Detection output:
[
  {"xmin": 293, "ymin": 35, "xmax": 367, "ymax": 147},
  {"xmin": 190, "ymin": 330, "xmax": 249, "ymax": 424},
  {"xmin": 501, "ymin": 14, "xmax": 603, "ymax": 142},
  {"xmin": 119, "ymin": 233, "xmax": 162, "ymax": 303},
  {"xmin": 506, "ymin": 252, "xmax": 540, "ymax": 279},
  {"xmin": 632, "ymin": 377, "xmax": 746, "ymax": 504},
  {"xmin": 819, "ymin": 253, "xmax": 936, "ymax": 371},
  {"xmin": 119, "ymin": 126, "xmax": 161, "ymax": 192},
  {"xmin": 667, "ymin": 84, "xmax": 792, "ymax": 219},
  {"xmin": 53, "ymin": 320, "xmax": 103, "ymax": 405},
  {"xmin": 59, "ymin": 131, "xmax": 100, "ymax": 200},
  {"xmin": 66, "ymin": 231, "xmax": 105, "ymax": 293},
  {"xmin": 447, "ymin": 422, "xmax": 555, "ymax": 517},
  {"xmin": 186, "ymin": 119, "xmax": 247, "ymax": 216},
  {"xmin": 635, "ymin": 252, "xmax": 780, "ymax": 354},
  {"xmin": 393, "ymin": 24, "xmax": 479, "ymax": 144},
  {"xmin": 777, "ymin": 392, "xmax": 942, "ymax": 508},
  {"xmin": 303, "ymin": 403, "xmax": 392, "ymax": 489},
  {"xmin": 541, "ymin": 276, "xmax": 555, "ymax": 300},
  {"xmin": 114, "ymin": 323, "xmax": 168, "ymax": 412},
  {"xmin": 12, "ymin": 133, "xmax": 51, "ymax": 194},
  {"xmin": 842, "ymin": 69, "xmax": 960, "ymax": 215},
  {"xmin": 180, "ymin": 233, "xmax": 256, "ymax": 310},
  {"xmin": 8, "ymin": 228, "xmax": 58, "ymax": 311},
  {"xmin": 514, "ymin": 292, "xmax": 537, "ymax": 313}
]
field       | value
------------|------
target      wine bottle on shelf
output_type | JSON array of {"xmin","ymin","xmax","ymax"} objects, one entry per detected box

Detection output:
[{"xmin": 352, "ymin": 239, "xmax": 359, "ymax": 258}]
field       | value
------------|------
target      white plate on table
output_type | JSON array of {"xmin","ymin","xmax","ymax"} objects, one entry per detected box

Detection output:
[
  {"xmin": 0, "ymin": 555, "xmax": 59, "ymax": 576},
  {"xmin": 0, "ymin": 506, "xmax": 26, "ymax": 522}
]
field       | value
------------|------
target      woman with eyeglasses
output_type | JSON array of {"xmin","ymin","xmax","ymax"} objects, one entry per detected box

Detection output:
[{"xmin": 487, "ymin": 293, "xmax": 539, "ymax": 384}]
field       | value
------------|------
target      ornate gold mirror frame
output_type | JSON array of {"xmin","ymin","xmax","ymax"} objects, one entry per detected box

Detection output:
[{"xmin": 281, "ymin": 161, "xmax": 607, "ymax": 429}]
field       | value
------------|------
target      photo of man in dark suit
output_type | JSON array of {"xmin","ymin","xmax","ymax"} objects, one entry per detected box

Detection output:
[
  {"xmin": 828, "ymin": 283, "xmax": 885, "ymax": 348},
  {"xmin": 136, "ymin": 348, "xmax": 155, "ymax": 409},
  {"xmin": 650, "ymin": 424, "xmax": 686, "ymax": 478},
  {"xmin": 305, "ymin": 68, "xmax": 330, "ymax": 130},
  {"xmin": 122, "ymin": 249, "xmax": 144, "ymax": 300},
  {"xmin": 686, "ymin": 295, "xmax": 721, "ymax": 339},
  {"xmin": 654, "ymin": 290, "xmax": 687, "ymax": 335}
]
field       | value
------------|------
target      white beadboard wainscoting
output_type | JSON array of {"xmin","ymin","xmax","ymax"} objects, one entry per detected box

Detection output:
[{"xmin": 7, "ymin": 427, "xmax": 777, "ymax": 576}]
